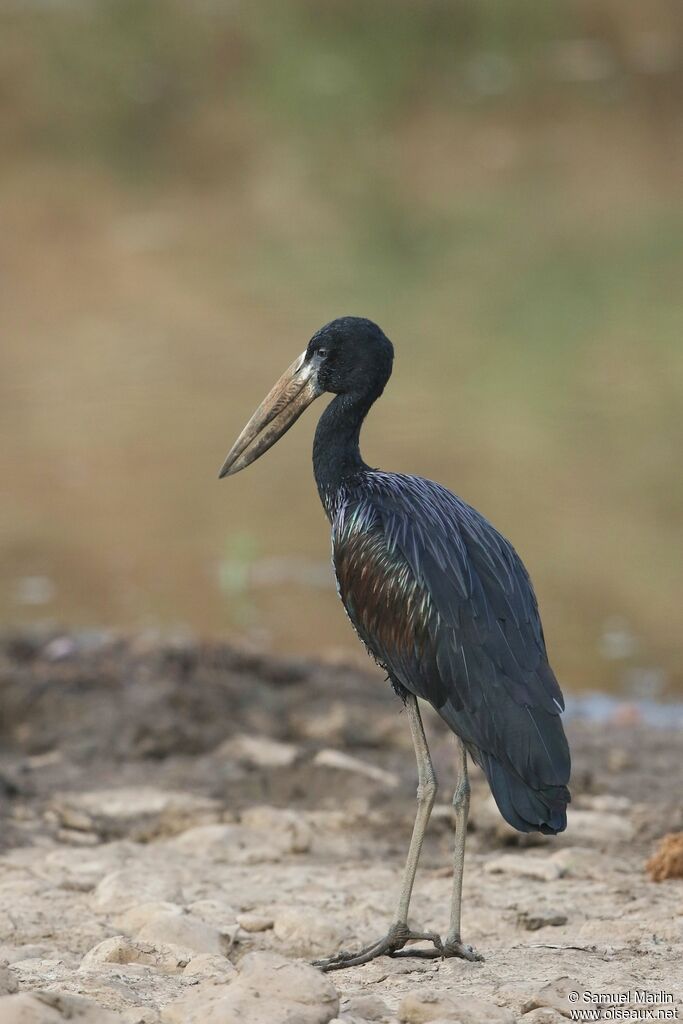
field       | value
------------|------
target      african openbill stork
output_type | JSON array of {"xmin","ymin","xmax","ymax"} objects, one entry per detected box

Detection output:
[{"xmin": 219, "ymin": 317, "xmax": 571, "ymax": 970}]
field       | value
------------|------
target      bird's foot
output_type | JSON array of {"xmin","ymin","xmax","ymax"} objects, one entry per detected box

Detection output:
[
  {"xmin": 442, "ymin": 934, "xmax": 483, "ymax": 962},
  {"xmin": 312, "ymin": 921, "xmax": 443, "ymax": 973}
]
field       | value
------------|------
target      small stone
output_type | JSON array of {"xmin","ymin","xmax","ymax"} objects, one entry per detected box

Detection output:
[
  {"xmin": 161, "ymin": 951, "xmax": 339, "ymax": 1024},
  {"xmin": 273, "ymin": 908, "xmax": 346, "ymax": 957},
  {"xmin": 169, "ymin": 823, "xmax": 287, "ymax": 863},
  {"xmin": 579, "ymin": 794, "xmax": 632, "ymax": 814},
  {"xmin": 485, "ymin": 854, "xmax": 563, "ymax": 882},
  {"xmin": 240, "ymin": 806, "xmax": 313, "ymax": 854},
  {"xmin": 137, "ymin": 912, "xmax": 227, "ymax": 955},
  {"xmin": 606, "ymin": 748, "xmax": 630, "ymax": 773},
  {"xmin": 313, "ymin": 749, "xmax": 399, "ymax": 788},
  {"xmin": 182, "ymin": 954, "xmax": 237, "ymax": 984},
  {"xmin": 564, "ymin": 809, "xmax": 634, "ymax": 844},
  {"xmin": 50, "ymin": 788, "xmax": 221, "ymax": 841},
  {"xmin": 0, "ymin": 990, "xmax": 124, "ymax": 1022},
  {"xmin": 236, "ymin": 912, "xmax": 274, "ymax": 933},
  {"xmin": 517, "ymin": 910, "xmax": 568, "ymax": 931},
  {"xmin": 399, "ymin": 990, "xmax": 513, "ymax": 1024},
  {"xmin": 93, "ymin": 868, "xmax": 182, "ymax": 913},
  {"xmin": 80, "ymin": 935, "xmax": 191, "ymax": 973},
  {"xmin": 55, "ymin": 828, "xmax": 100, "ymax": 846},
  {"xmin": 521, "ymin": 977, "xmax": 588, "ymax": 1016},
  {"xmin": 342, "ymin": 993, "xmax": 390, "ymax": 1020},
  {"xmin": 219, "ymin": 734, "xmax": 300, "ymax": 768},
  {"xmin": 183, "ymin": 902, "xmax": 240, "ymax": 949},
  {"xmin": 113, "ymin": 902, "xmax": 184, "ymax": 934},
  {"xmin": 0, "ymin": 947, "xmax": 50, "ymax": 967},
  {"xmin": 0, "ymin": 966, "xmax": 18, "ymax": 996},
  {"xmin": 120, "ymin": 1009, "xmax": 161, "ymax": 1024}
]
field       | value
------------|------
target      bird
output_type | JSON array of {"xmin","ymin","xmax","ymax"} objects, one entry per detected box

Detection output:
[{"xmin": 219, "ymin": 316, "xmax": 571, "ymax": 971}]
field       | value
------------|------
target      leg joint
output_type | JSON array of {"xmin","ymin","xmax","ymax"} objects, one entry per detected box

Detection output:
[
  {"xmin": 452, "ymin": 774, "xmax": 470, "ymax": 811},
  {"xmin": 417, "ymin": 773, "xmax": 438, "ymax": 804}
]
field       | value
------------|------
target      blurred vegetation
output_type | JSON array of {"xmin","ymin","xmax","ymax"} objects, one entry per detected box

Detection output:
[{"xmin": 1, "ymin": 0, "xmax": 681, "ymax": 694}]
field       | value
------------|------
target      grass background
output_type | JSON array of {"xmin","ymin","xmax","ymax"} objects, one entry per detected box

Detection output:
[{"xmin": 1, "ymin": 0, "xmax": 681, "ymax": 694}]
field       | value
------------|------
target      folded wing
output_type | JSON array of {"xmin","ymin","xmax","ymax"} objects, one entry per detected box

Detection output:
[{"xmin": 333, "ymin": 472, "xmax": 570, "ymax": 834}]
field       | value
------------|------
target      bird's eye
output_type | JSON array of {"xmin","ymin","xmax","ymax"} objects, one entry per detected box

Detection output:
[{"xmin": 317, "ymin": 348, "xmax": 327, "ymax": 358}]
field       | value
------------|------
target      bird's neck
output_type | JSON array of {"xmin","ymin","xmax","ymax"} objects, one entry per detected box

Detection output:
[{"xmin": 313, "ymin": 391, "xmax": 375, "ymax": 515}]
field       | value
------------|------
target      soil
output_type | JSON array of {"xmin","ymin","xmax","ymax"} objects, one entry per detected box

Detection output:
[{"xmin": 0, "ymin": 629, "xmax": 681, "ymax": 1022}]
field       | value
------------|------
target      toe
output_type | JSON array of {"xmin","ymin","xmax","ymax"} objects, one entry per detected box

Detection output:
[{"xmin": 443, "ymin": 939, "xmax": 483, "ymax": 962}]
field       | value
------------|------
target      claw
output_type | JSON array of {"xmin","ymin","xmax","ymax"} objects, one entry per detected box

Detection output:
[
  {"xmin": 442, "ymin": 938, "xmax": 483, "ymax": 962},
  {"xmin": 312, "ymin": 923, "xmax": 443, "ymax": 973}
]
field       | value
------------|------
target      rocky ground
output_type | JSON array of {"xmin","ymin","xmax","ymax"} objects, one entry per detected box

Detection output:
[{"xmin": 0, "ymin": 631, "xmax": 681, "ymax": 1023}]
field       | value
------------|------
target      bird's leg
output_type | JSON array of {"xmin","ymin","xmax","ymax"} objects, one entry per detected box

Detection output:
[
  {"xmin": 443, "ymin": 736, "xmax": 482, "ymax": 962},
  {"xmin": 313, "ymin": 694, "xmax": 442, "ymax": 972}
]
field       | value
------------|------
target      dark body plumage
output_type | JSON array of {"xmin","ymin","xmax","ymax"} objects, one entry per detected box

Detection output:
[
  {"xmin": 308, "ymin": 319, "xmax": 570, "ymax": 836},
  {"xmin": 326, "ymin": 470, "xmax": 570, "ymax": 834}
]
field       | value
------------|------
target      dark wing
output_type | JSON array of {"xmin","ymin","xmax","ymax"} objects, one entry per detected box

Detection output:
[{"xmin": 333, "ymin": 471, "xmax": 570, "ymax": 834}]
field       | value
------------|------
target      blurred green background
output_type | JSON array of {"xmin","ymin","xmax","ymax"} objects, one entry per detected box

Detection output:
[{"xmin": 1, "ymin": 0, "xmax": 681, "ymax": 695}]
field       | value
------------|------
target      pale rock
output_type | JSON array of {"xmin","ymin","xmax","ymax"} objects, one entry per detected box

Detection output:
[
  {"xmin": 550, "ymin": 846, "xmax": 629, "ymax": 880},
  {"xmin": 564, "ymin": 809, "xmax": 634, "ymax": 844},
  {"xmin": 219, "ymin": 733, "xmax": 300, "ymax": 768},
  {"xmin": 120, "ymin": 1009, "xmax": 161, "ymax": 1024},
  {"xmin": 50, "ymin": 788, "xmax": 221, "ymax": 841},
  {"xmin": 0, "ymin": 990, "xmax": 124, "ymax": 1022},
  {"xmin": 313, "ymin": 749, "xmax": 399, "ymax": 788},
  {"xmin": 161, "ymin": 951, "xmax": 339, "ymax": 1024},
  {"xmin": 296, "ymin": 703, "xmax": 350, "ymax": 742},
  {"xmin": 93, "ymin": 868, "xmax": 183, "ymax": 912},
  {"xmin": 137, "ymin": 911, "xmax": 227, "ymax": 955},
  {"xmin": 113, "ymin": 902, "xmax": 184, "ymax": 934},
  {"xmin": 169, "ymin": 823, "xmax": 286, "ymax": 863},
  {"xmin": 55, "ymin": 828, "xmax": 100, "ymax": 847},
  {"xmin": 0, "ymin": 965, "xmax": 18, "ymax": 995},
  {"xmin": 41, "ymin": 842, "xmax": 138, "ymax": 890},
  {"xmin": 517, "ymin": 909, "xmax": 568, "ymax": 931},
  {"xmin": 241, "ymin": 805, "xmax": 313, "ymax": 853},
  {"xmin": 65, "ymin": 969, "xmax": 164, "ymax": 1016},
  {"xmin": 236, "ymin": 911, "xmax": 274, "ymax": 933},
  {"xmin": 579, "ymin": 794, "xmax": 632, "ymax": 814},
  {"xmin": 0, "ymin": 947, "xmax": 50, "ymax": 966},
  {"xmin": 273, "ymin": 907, "xmax": 346, "ymax": 956},
  {"xmin": 9, "ymin": 959, "xmax": 80, "ymax": 991},
  {"xmin": 399, "ymin": 990, "xmax": 514, "ymax": 1024},
  {"xmin": 342, "ymin": 993, "xmax": 390, "ymax": 1019},
  {"xmin": 182, "ymin": 905, "xmax": 239, "ymax": 950},
  {"xmin": 521, "ymin": 976, "xmax": 588, "ymax": 1015},
  {"xmin": 80, "ymin": 935, "xmax": 192, "ymax": 973},
  {"xmin": 182, "ymin": 953, "xmax": 237, "ymax": 984},
  {"xmin": 485, "ymin": 854, "xmax": 563, "ymax": 882},
  {"xmin": 186, "ymin": 899, "xmax": 238, "ymax": 928}
]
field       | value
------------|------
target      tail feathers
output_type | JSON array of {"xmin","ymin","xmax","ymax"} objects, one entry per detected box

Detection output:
[{"xmin": 472, "ymin": 747, "xmax": 569, "ymax": 835}]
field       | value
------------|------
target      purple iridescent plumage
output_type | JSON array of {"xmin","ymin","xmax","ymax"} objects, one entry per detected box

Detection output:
[{"xmin": 331, "ymin": 470, "xmax": 570, "ymax": 835}]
